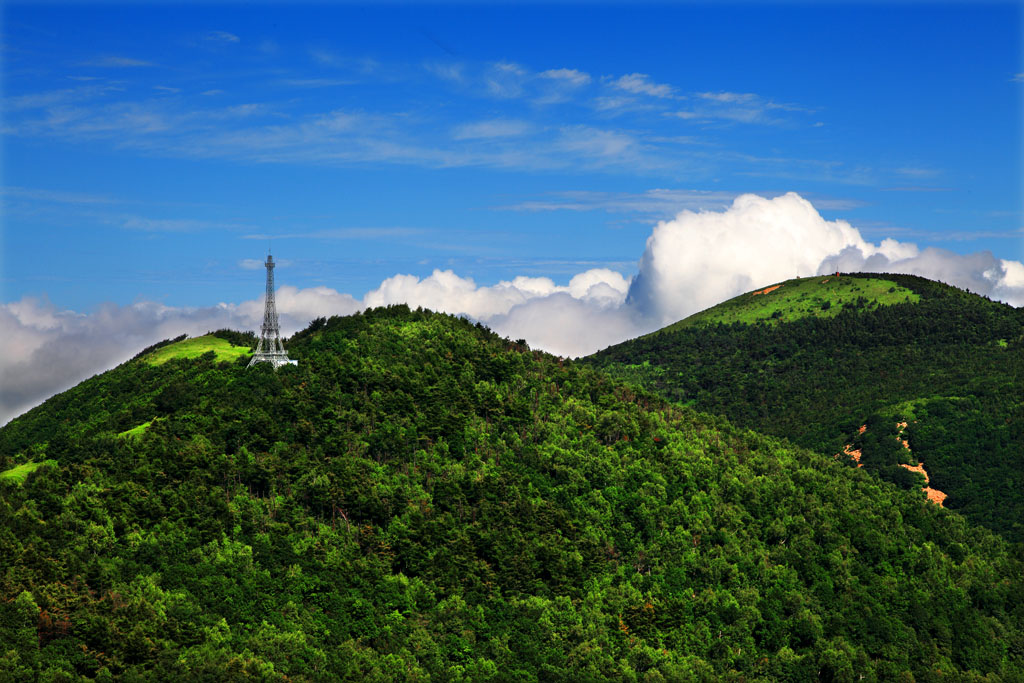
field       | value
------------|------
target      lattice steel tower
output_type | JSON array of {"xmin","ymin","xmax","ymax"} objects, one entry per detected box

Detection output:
[{"xmin": 248, "ymin": 252, "xmax": 296, "ymax": 368}]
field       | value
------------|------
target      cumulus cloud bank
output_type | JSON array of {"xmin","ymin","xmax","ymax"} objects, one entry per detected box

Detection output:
[{"xmin": 3, "ymin": 192, "xmax": 1022, "ymax": 425}]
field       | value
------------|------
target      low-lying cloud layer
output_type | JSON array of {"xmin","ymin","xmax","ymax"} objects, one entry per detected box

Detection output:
[{"xmin": 3, "ymin": 192, "xmax": 1021, "ymax": 425}]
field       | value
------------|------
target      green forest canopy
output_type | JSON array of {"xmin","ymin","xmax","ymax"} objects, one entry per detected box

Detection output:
[{"xmin": 1, "ymin": 304, "xmax": 1022, "ymax": 680}]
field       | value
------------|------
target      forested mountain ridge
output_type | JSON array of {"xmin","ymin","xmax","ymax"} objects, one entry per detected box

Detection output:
[
  {"xmin": 586, "ymin": 273, "xmax": 1024, "ymax": 544},
  {"xmin": 2, "ymin": 306, "xmax": 1023, "ymax": 680}
]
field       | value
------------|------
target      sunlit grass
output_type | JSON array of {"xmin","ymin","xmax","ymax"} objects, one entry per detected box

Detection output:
[
  {"xmin": 660, "ymin": 275, "xmax": 919, "ymax": 332},
  {"xmin": 0, "ymin": 459, "xmax": 57, "ymax": 484},
  {"xmin": 143, "ymin": 335, "xmax": 252, "ymax": 365},
  {"xmin": 118, "ymin": 420, "xmax": 154, "ymax": 439}
]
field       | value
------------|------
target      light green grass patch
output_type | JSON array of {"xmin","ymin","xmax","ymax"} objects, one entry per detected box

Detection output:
[
  {"xmin": 395, "ymin": 321, "xmax": 429, "ymax": 339},
  {"xmin": 143, "ymin": 335, "xmax": 252, "ymax": 365},
  {"xmin": 658, "ymin": 275, "xmax": 919, "ymax": 333},
  {"xmin": 0, "ymin": 460, "xmax": 57, "ymax": 484},
  {"xmin": 119, "ymin": 420, "xmax": 154, "ymax": 439}
]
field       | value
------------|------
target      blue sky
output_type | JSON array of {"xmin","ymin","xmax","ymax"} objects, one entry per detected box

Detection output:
[
  {"xmin": 3, "ymin": 2, "xmax": 1024, "ymax": 423},
  {"xmin": 3, "ymin": 2, "xmax": 1021, "ymax": 310}
]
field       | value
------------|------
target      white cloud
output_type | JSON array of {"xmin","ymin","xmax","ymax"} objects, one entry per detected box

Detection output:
[
  {"xmin": 627, "ymin": 192, "xmax": 1023, "ymax": 324},
  {"xmin": 610, "ymin": 73, "xmax": 675, "ymax": 98},
  {"xmin": 4, "ymin": 192, "xmax": 1022, "ymax": 426}
]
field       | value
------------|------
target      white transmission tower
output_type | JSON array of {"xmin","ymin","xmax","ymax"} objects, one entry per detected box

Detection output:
[{"xmin": 248, "ymin": 252, "xmax": 297, "ymax": 368}]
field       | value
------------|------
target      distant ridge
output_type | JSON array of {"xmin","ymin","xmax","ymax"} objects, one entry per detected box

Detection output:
[{"xmin": 587, "ymin": 273, "xmax": 1024, "ymax": 543}]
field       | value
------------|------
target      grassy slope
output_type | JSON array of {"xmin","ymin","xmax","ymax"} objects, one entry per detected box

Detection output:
[
  {"xmin": 142, "ymin": 335, "xmax": 251, "ymax": 365},
  {"xmin": 117, "ymin": 420, "xmax": 153, "ymax": 439},
  {"xmin": 587, "ymin": 273, "xmax": 1024, "ymax": 543},
  {"xmin": 657, "ymin": 275, "xmax": 918, "ymax": 332},
  {"xmin": 0, "ymin": 460, "xmax": 56, "ymax": 484}
]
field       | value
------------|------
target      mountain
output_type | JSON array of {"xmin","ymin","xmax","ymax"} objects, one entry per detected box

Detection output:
[
  {"xmin": 2, "ymin": 306, "xmax": 1023, "ymax": 680},
  {"xmin": 587, "ymin": 273, "xmax": 1024, "ymax": 544}
]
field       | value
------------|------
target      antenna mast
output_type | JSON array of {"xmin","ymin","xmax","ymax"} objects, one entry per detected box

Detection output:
[{"xmin": 248, "ymin": 253, "xmax": 297, "ymax": 368}]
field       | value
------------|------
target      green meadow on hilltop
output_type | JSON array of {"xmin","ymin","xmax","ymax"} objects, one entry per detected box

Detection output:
[
  {"xmin": 1, "ymin": 304, "xmax": 1022, "ymax": 681},
  {"xmin": 656, "ymin": 275, "xmax": 919, "ymax": 332},
  {"xmin": 141, "ymin": 334, "xmax": 252, "ymax": 365}
]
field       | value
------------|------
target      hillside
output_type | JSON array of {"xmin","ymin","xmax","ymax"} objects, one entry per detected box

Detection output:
[
  {"xmin": 1, "ymin": 306, "xmax": 1023, "ymax": 680},
  {"xmin": 587, "ymin": 273, "xmax": 1024, "ymax": 544}
]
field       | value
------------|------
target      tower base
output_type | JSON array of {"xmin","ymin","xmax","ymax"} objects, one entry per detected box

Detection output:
[{"xmin": 247, "ymin": 352, "xmax": 298, "ymax": 369}]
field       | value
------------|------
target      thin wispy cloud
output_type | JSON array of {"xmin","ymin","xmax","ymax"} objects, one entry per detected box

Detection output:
[
  {"xmin": 424, "ymin": 61, "xmax": 466, "ymax": 83},
  {"xmin": 7, "ymin": 89, "xmax": 676, "ymax": 173},
  {"xmin": 242, "ymin": 227, "xmax": 426, "ymax": 241},
  {"xmin": 206, "ymin": 30, "xmax": 240, "ymax": 43},
  {"xmin": 881, "ymin": 186, "xmax": 953, "ymax": 193},
  {"xmin": 894, "ymin": 166, "xmax": 941, "ymax": 178},
  {"xmin": 497, "ymin": 188, "xmax": 862, "ymax": 218},
  {"xmin": 309, "ymin": 48, "xmax": 343, "ymax": 67},
  {"xmin": 6, "ymin": 86, "xmax": 110, "ymax": 111},
  {"xmin": 121, "ymin": 216, "xmax": 252, "ymax": 232},
  {"xmin": 667, "ymin": 91, "xmax": 812, "ymax": 125},
  {"xmin": 539, "ymin": 68, "xmax": 591, "ymax": 87},
  {"xmin": 498, "ymin": 189, "xmax": 739, "ymax": 217},
  {"xmin": 485, "ymin": 61, "xmax": 529, "ymax": 98},
  {"xmin": 81, "ymin": 55, "xmax": 155, "ymax": 68},
  {"xmin": 535, "ymin": 68, "xmax": 592, "ymax": 104},
  {"xmin": 592, "ymin": 95, "xmax": 644, "ymax": 113},
  {"xmin": 277, "ymin": 78, "xmax": 355, "ymax": 89},
  {"xmin": 2, "ymin": 185, "xmax": 120, "ymax": 205},
  {"xmin": 452, "ymin": 119, "xmax": 532, "ymax": 140},
  {"xmin": 609, "ymin": 73, "xmax": 675, "ymax": 99}
]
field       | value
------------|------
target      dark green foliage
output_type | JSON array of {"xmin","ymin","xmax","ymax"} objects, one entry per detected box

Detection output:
[
  {"xmin": 209, "ymin": 328, "xmax": 258, "ymax": 350},
  {"xmin": 2, "ymin": 304, "xmax": 1023, "ymax": 680},
  {"xmin": 586, "ymin": 273, "xmax": 1024, "ymax": 543}
]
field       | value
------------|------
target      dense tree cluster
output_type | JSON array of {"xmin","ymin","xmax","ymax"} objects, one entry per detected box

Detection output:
[
  {"xmin": 586, "ymin": 273, "xmax": 1024, "ymax": 544},
  {"xmin": 1, "ymin": 304, "xmax": 1022, "ymax": 680}
]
